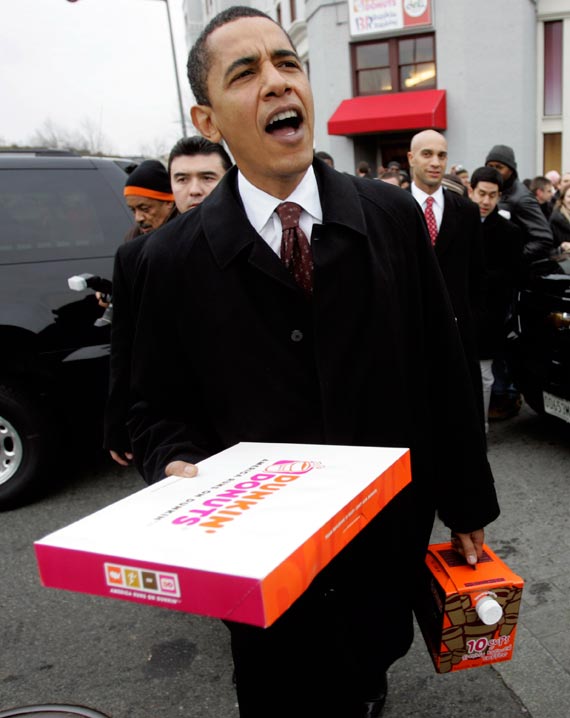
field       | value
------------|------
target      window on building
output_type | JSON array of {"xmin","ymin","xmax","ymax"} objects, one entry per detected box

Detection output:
[
  {"xmin": 544, "ymin": 21, "xmax": 562, "ymax": 116},
  {"xmin": 289, "ymin": 0, "xmax": 296, "ymax": 23},
  {"xmin": 352, "ymin": 34, "xmax": 436, "ymax": 96},
  {"xmin": 276, "ymin": 3, "xmax": 282, "ymax": 26},
  {"xmin": 543, "ymin": 133, "xmax": 561, "ymax": 174}
]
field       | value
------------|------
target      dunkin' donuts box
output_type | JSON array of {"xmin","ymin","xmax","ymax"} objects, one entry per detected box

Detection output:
[
  {"xmin": 35, "ymin": 442, "xmax": 411, "ymax": 628},
  {"xmin": 414, "ymin": 542, "xmax": 524, "ymax": 673}
]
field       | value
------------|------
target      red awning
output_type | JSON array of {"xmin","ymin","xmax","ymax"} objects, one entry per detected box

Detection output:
[{"xmin": 327, "ymin": 89, "xmax": 446, "ymax": 136}]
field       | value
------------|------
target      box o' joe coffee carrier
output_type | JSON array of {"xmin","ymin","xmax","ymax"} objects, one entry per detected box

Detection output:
[{"xmin": 414, "ymin": 542, "xmax": 524, "ymax": 673}]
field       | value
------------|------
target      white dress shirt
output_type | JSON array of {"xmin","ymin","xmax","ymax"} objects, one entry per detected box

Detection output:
[
  {"xmin": 411, "ymin": 183, "xmax": 445, "ymax": 230},
  {"xmin": 237, "ymin": 166, "xmax": 323, "ymax": 256}
]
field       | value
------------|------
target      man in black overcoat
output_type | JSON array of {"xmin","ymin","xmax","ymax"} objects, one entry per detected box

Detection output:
[
  {"xmin": 408, "ymin": 130, "xmax": 486, "ymax": 429},
  {"xmin": 468, "ymin": 166, "xmax": 525, "ymax": 431},
  {"xmin": 122, "ymin": 7, "xmax": 500, "ymax": 718}
]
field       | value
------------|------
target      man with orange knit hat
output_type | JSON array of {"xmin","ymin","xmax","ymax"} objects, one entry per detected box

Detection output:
[
  {"xmin": 101, "ymin": 160, "xmax": 178, "ymax": 466},
  {"xmin": 123, "ymin": 159, "xmax": 177, "ymax": 235}
]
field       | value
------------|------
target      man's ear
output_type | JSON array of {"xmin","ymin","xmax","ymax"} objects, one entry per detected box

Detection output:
[{"xmin": 191, "ymin": 105, "xmax": 222, "ymax": 143}]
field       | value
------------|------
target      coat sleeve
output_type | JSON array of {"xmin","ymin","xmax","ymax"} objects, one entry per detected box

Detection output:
[
  {"xmin": 126, "ymin": 234, "xmax": 221, "ymax": 484},
  {"xmin": 549, "ymin": 210, "xmax": 570, "ymax": 248},
  {"xmin": 408, "ymin": 201, "xmax": 500, "ymax": 533},
  {"xmin": 515, "ymin": 191, "xmax": 555, "ymax": 262}
]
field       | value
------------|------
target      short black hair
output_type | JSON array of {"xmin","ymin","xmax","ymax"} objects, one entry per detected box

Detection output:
[
  {"xmin": 167, "ymin": 135, "xmax": 232, "ymax": 175},
  {"xmin": 529, "ymin": 175, "xmax": 553, "ymax": 194},
  {"xmin": 187, "ymin": 6, "xmax": 294, "ymax": 106},
  {"xmin": 470, "ymin": 166, "xmax": 503, "ymax": 192},
  {"xmin": 356, "ymin": 161, "xmax": 372, "ymax": 176}
]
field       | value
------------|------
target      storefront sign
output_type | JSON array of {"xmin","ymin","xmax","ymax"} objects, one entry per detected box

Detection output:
[{"xmin": 349, "ymin": 0, "xmax": 432, "ymax": 37}]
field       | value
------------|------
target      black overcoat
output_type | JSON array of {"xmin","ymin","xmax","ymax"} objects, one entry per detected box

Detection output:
[
  {"xmin": 434, "ymin": 188, "xmax": 485, "ymax": 418},
  {"xmin": 125, "ymin": 161, "xmax": 498, "ymax": 535},
  {"xmin": 478, "ymin": 208, "xmax": 524, "ymax": 358}
]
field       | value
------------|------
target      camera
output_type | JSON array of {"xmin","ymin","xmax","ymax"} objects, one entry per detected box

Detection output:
[{"xmin": 68, "ymin": 272, "xmax": 113, "ymax": 326}]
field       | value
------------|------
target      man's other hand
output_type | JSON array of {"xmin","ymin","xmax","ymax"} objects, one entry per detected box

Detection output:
[{"xmin": 110, "ymin": 449, "xmax": 133, "ymax": 466}]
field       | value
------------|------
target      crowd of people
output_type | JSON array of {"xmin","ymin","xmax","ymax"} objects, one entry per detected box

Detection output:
[
  {"xmin": 351, "ymin": 156, "xmax": 570, "ymax": 261},
  {"xmin": 94, "ymin": 6, "xmax": 567, "ymax": 716},
  {"xmin": 343, "ymin": 142, "xmax": 567, "ymax": 427}
]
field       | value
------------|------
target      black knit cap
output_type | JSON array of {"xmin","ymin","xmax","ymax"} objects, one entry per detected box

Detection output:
[
  {"xmin": 485, "ymin": 145, "xmax": 517, "ymax": 173},
  {"xmin": 124, "ymin": 159, "xmax": 174, "ymax": 201}
]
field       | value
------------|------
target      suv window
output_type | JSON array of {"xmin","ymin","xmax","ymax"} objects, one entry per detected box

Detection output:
[{"xmin": 0, "ymin": 168, "xmax": 127, "ymax": 264}]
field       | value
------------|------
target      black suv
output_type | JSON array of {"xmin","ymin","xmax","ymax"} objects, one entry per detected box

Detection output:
[
  {"xmin": 511, "ymin": 252, "xmax": 570, "ymax": 425},
  {"xmin": 0, "ymin": 152, "xmax": 135, "ymax": 509}
]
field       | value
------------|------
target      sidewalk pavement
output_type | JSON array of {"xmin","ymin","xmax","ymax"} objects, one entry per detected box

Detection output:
[
  {"xmin": 382, "ymin": 403, "xmax": 570, "ymax": 717},
  {"xmin": 4, "ymin": 402, "xmax": 568, "ymax": 718}
]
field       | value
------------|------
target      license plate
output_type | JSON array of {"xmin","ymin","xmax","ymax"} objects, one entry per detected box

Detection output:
[{"xmin": 543, "ymin": 391, "xmax": 570, "ymax": 424}]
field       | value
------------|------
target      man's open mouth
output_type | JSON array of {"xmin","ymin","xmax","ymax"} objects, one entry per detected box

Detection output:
[{"xmin": 265, "ymin": 109, "xmax": 302, "ymax": 134}]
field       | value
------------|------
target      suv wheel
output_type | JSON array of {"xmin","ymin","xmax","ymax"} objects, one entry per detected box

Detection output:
[{"xmin": 0, "ymin": 384, "xmax": 55, "ymax": 509}]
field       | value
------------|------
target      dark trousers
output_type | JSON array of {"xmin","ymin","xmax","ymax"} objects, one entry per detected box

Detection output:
[{"xmin": 225, "ymin": 486, "xmax": 431, "ymax": 718}]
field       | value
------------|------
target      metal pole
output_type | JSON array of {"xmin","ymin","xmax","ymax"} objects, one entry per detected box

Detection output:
[
  {"xmin": 163, "ymin": 0, "xmax": 188, "ymax": 137},
  {"xmin": 66, "ymin": 0, "xmax": 188, "ymax": 137}
]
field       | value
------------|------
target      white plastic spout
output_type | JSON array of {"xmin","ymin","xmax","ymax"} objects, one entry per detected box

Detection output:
[{"xmin": 475, "ymin": 595, "xmax": 503, "ymax": 625}]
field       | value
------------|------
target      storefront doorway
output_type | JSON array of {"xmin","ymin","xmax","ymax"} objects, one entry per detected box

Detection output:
[{"xmin": 354, "ymin": 131, "xmax": 415, "ymax": 177}]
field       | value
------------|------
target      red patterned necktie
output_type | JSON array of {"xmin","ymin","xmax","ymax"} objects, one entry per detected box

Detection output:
[
  {"xmin": 276, "ymin": 201, "xmax": 313, "ymax": 296},
  {"xmin": 424, "ymin": 196, "xmax": 438, "ymax": 245}
]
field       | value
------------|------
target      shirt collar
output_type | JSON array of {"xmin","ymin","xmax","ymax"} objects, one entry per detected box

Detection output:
[
  {"xmin": 237, "ymin": 165, "xmax": 322, "ymax": 234},
  {"xmin": 411, "ymin": 182, "xmax": 445, "ymax": 209}
]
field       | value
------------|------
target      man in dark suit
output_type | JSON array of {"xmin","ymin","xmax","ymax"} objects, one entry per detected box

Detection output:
[
  {"xmin": 124, "ymin": 7, "xmax": 500, "ymax": 718},
  {"xmin": 408, "ymin": 130, "xmax": 486, "ymax": 429},
  {"xmin": 468, "ymin": 166, "xmax": 524, "ymax": 432}
]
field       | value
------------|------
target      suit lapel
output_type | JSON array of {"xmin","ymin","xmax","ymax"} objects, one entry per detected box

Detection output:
[
  {"xmin": 200, "ymin": 167, "xmax": 301, "ymax": 293},
  {"xmin": 436, "ymin": 188, "xmax": 457, "ymax": 255},
  {"xmin": 199, "ymin": 163, "xmax": 369, "ymax": 294}
]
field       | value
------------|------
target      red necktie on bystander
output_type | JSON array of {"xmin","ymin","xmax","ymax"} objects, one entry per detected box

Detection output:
[
  {"xmin": 424, "ymin": 196, "xmax": 438, "ymax": 245},
  {"xmin": 276, "ymin": 202, "xmax": 313, "ymax": 296}
]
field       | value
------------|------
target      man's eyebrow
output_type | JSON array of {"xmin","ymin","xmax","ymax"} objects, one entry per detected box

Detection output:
[
  {"xmin": 224, "ymin": 54, "xmax": 258, "ymax": 81},
  {"xmin": 224, "ymin": 48, "xmax": 300, "ymax": 81},
  {"xmin": 272, "ymin": 48, "xmax": 300, "ymax": 62}
]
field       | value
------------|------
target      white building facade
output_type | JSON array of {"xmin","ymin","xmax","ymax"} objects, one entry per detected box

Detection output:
[{"xmin": 181, "ymin": 0, "xmax": 570, "ymax": 178}]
